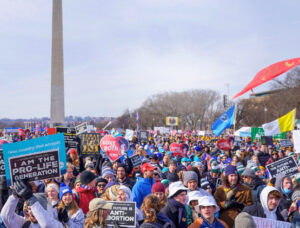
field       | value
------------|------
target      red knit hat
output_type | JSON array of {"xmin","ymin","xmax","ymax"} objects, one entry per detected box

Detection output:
[{"xmin": 151, "ymin": 179, "xmax": 165, "ymax": 193}]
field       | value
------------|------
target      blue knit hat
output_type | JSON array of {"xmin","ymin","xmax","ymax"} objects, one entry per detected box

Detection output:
[
  {"xmin": 225, "ymin": 165, "xmax": 237, "ymax": 176},
  {"xmin": 59, "ymin": 185, "xmax": 73, "ymax": 200}
]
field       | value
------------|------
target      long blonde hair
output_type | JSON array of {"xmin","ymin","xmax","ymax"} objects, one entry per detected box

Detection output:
[
  {"xmin": 84, "ymin": 209, "xmax": 106, "ymax": 228},
  {"xmin": 57, "ymin": 199, "xmax": 79, "ymax": 217}
]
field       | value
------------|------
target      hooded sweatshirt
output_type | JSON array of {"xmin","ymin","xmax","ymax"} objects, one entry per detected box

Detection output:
[
  {"xmin": 275, "ymin": 173, "xmax": 293, "ymax": 221},
  {"xmin": 260, "ymin": 186, "xmax": 281, "ymax": 220}
]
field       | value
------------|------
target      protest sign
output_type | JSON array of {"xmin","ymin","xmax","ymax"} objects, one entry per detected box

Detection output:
[
  {"xmin": 100, "ymin": 135, "xmax": 121, "ymax": 161},
  {"xmin": 125, "ymin": 129, "xmax": 134, "ymax": 141},
  {"xmin": 293, "ymin": 130, "xmax": 300, "ymax": 153},
  {"xmin": 138, "ymin": 130, "xmax": 149, "ymax": 141},
  {"xmin": 116, "ymin": 137, "xmax": 129, "ymax": 152},
  {"xmin": 75, "ymin": 122, "xmax": 88, "ymax": 135},
  {"xmin": 170, "ymin": 143, "xmax": 183, "ymax": 156},
  {"xmin": 266, "ymin": 156, "xmax": 298, "ymax": 178},
  {"xmin": 47, "ymin": 128, "xmax": 56, "ymax": 135},
  {"xmin": 81, "ymin": 133, "xmax": 101, "ymax": 155},
  {"xmin": 130, "ymin": 154, "xmax": 142, "ymax": 167},
  {"xmin": 2, "ymin": 134, "xmax": 66, "ymax": 186},
  {"xmin": 166, "ymin": 117, "xmax": 179, "ymax": 126},
  {"xmin": 0, "ymin": 150, "xmax": 5, "ymax": 176},
  {"xmin": 217, "ymin": 139, "xmax": 231, "ymax": 151},
  {"xmin": 280, "ymin": 139, "xmax": 293, "ymax": 148},
  {"xmin": 252, "ymin": 216, "xmax": 291, "ymax": 228},
  {"xmin": 56, "ymin": 127, "xmax": 79, "ymax": 152},
  {"xmin": 106, "ymin": 202, "xmax": 136, "ymax": 227},
  {"xmin": 180, "ymin": 143, "xmax": 189, "ymax": 155}
]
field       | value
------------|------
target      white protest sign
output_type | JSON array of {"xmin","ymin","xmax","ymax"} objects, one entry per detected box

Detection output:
[
  {"xmin": 125, "ymin": 129, "xmax": 134, "ymax": 141},
  {"xmin": 293, "ymin": 130, "xmax": 300, "ymax": 153},
  {"xmin": 252, "ymin": 216, "xmax": 291, "ymax": 228},
  {"xmin": 75, "ymin": 122, "xmax": 88, "ymax": 135}
]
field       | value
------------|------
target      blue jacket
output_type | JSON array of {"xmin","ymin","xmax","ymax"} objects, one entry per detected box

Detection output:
[{"xmin": 132, "ymin": 176, "xmax": 155, "ymax": 208}]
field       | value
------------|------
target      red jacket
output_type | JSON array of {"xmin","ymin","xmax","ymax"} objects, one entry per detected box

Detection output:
[{"xmin": 74, "ymin": 186, "xmax": 96, "ymax": 214}]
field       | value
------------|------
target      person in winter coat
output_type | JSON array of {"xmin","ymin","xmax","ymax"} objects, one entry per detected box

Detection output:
[
  {"xmin": 291, "ymin": 200, "xmax": 300, "ymax": 227},
  {"xmin": 214, "ymin": 165, "xmax": 253, "ymax": 227},
  {"xmin": 1, "ymin": 180, "xmax": 63, "ymax": 228},
  {"xmin": 116, "ymin": 185, "xmax": 144, "ymax": 226},
  {"xmin": 132, "ymin": 162, "xmax": 156, "ymax": 208},
  {"xmin": 57, "ymin": 185, "xmax": 84, "ymax": 227},
  {"xmin": 186, "ymin": 191, "xmax": 201, "ymax": 226},
  {"xmin": 182, "ymin": 171, "xmax": 211, "ymax": 197},
  {"xmin": 241, "ymin": 168, "xmax": 265, "ymax": 203},
  {"xmin": 189, "ymin": 196, "xmax": 229, "ymax": 228},
  {"xmin": 84, "ymin": 198, "xmax": 113, "ymax": 228},
  {"xmin": 161, "ymin": 181, "xmax": 188, "ymax": 228},
  {"xmin": 95, "ymin": 177, "xmax": 107, "ymax": 198},
  {"xmin": 115, "ymin": 164, "xmax": 135, "ymax": 189},
  {"xmin": 140, "ymin": 194, "xmax": 174, "ymax": 228},
  {"xmin": 275, "ymin": 173, "xmax": 294, "ymax": 221},
  {"xmin": 242, "ymin": 185, "xmax": 285, "ymax": 221},
  {"xmin": 46, "ymin": 182, "xmax": 60, "ymax": 208},
  {"xmin": 75, "ymin": 170, "xmax": 97, "ymax": 214},
  {"xmin": 151, "ymin": 180, "xmax": 168, "ymax": 208}
]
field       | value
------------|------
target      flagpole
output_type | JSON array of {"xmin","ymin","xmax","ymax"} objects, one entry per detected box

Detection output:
[{"xmin": 233, "ymin": 103, "xmax": 237, "ymax": 133}]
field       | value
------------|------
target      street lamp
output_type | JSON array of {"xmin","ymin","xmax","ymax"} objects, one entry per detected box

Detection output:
[{"xmin": 264, "ymin": 107, "xmax": 267, "ymax": 122}]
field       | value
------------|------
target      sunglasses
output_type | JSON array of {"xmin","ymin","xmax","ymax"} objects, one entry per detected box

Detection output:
[{"xmin": 97, "ymin": 184, "xmax": 106, "ymax": 188}]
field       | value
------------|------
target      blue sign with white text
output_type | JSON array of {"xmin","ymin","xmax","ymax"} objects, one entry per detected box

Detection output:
[{"xmin": 2, "ymin": 134, "xmax": 67, "ymax": 186}]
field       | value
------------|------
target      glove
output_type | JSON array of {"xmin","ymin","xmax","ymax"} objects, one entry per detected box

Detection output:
[
  {"xmin": 226, "ymin": 200, "xmax": 244, "ymax": 210},
  {"xmin": 58, "ymin": 208, "xmax": 69, "ymax": 223},
  {"xmin": 13, "ymin": 180, "xmax": 33, "ymax": 201}
]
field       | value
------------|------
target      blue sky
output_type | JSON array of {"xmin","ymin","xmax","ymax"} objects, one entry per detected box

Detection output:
[{"xmin": 1, "ymin": 0, "xmax": 300, "ymax": 118}]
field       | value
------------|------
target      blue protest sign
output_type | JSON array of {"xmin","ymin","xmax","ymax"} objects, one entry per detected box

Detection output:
[{"xmin": 2, "ymin": 134, "xmax": 67, "ymax": 186}]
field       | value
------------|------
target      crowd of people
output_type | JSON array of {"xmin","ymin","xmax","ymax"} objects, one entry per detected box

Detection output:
[{"xmin": 0, "ymin": 129, "xmax": 300, "ymax": 228}]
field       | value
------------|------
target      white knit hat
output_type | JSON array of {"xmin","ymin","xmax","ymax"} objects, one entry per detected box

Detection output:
[{"xmin": 46, "ymin": 183, "xmax": 59, "ymax": 194}]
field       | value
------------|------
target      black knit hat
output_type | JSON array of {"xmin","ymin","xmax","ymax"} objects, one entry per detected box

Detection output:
[
  {"xmin": 80, "ymin": 170, "xmax": 97, "ymax": 185},
  {"xmin": 96, "ymin": 177, "xmax": 108, "ymax": 186}
]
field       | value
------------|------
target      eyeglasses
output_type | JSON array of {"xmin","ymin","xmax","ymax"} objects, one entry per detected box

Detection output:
[{"xmin": 97, "ymin": 184, "xmax": 106, "ymax": 188}]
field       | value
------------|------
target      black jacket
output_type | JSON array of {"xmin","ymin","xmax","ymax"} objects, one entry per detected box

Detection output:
[
  {"xmin": 115, "ymin": 176, "xmax": 135, "ymax": 190},
  {"xmin": 242, "ymin": 202, "xmax": 285, "ymax": 221},
  {"xmin": 161, "ymin": 199, "xmax": 187, "ymax": 228}
]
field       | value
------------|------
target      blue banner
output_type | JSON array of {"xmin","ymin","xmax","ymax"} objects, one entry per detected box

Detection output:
[
  {"xmin": 212, "ymin": 105, "xmax": 235, "ymax": 137},
  {"xmin": 2, "ymin": 134, "xmax": 67, "ymax": 186}
]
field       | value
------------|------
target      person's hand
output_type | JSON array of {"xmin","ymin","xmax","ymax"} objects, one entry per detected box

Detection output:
[
  {"xmin": 58, "ymin": 208, "xmax": 69, "ymax": 223},
  {"xmin": 226, "ymin": 200, "xmax": 244, "ymax": 210},
  {"xmin": 13, "ymin": 180, "xmax": 33, "ymax": 201}
]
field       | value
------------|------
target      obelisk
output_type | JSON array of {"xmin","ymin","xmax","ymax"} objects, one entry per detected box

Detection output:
[{"xmin": 50, "ymin": 0, "xmax": 65, "ymax": 126}]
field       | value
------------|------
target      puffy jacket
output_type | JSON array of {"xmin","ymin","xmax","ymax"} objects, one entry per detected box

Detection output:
[
  {"xmin": 74, "ymin": 186, "xmax": 96, "ymax": 214},
  {"xmin": 115, "ymin": 177, "xmax": 135, "ymax": 190},
  {"xmin": 65, "ymin": 207, "xmax": 85, "ymax": 228},
  {"xmin": 1, "ymin": 195, "xmax": 63, "ymax": 228},
  {"xmin": 132, "ymin": 177, "xmax": 155, "ymax": 208}
]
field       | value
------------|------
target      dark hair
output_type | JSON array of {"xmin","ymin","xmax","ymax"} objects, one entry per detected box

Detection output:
[{"xmin": 221, "ymin": 173, "xmax": 240, "ymax": 186}]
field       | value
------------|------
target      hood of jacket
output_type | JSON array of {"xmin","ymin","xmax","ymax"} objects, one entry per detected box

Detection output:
[
  {"xmin": 275, "ymin": 173, "xmax": 292, "ymax": 196},
  {"xmin": 260, "ymin": 186, "xmax": 281, "ymax": 218}
]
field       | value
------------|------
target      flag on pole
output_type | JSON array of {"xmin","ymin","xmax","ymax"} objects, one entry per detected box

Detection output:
[
  {"xmin": 262, "ymin": 109, "xmax": 295, "ymax": 136},
  {"xmin": 212, "ymin": 105, "xmax": 236, "ymax": 137}
]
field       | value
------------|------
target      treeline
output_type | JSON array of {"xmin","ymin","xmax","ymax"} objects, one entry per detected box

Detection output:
[{"xmin": 110, "ymin": 67, "xmax": 300, "ymax": 130}]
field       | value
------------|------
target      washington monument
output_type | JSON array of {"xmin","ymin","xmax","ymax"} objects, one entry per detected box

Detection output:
[{"xmin": 50, "ymin": 0, "xmax": 65, "ymax": 125}]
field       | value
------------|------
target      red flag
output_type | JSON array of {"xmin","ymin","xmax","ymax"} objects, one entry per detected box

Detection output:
[{"xmin": 233, "ymin": 57, "xmax": 300, "ymax": 99}]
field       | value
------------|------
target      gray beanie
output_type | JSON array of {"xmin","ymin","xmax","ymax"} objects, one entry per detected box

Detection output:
[
  {"xmin": 234, "ymin": 212, "xmax": 256, "ymax": 228},
  {"xmin": 183, "ymin": 171, "xmax": 198, "ymax": 186},
  {"xmin": 33, "ymin": 193, "xmax": 48, "ymax": 210},
  {"xmin": 241, "ymin": 168, "xmax": 256, "ymax": 178}
]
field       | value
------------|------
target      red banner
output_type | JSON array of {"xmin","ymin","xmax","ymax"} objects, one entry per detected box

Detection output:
[
  {"xmin": 170, "ymin": 143, "xmax": 183, "ymax": 156},
  {"xmin": 233, "ymin": 57, "xmax": 300, "ymax": 99}
]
